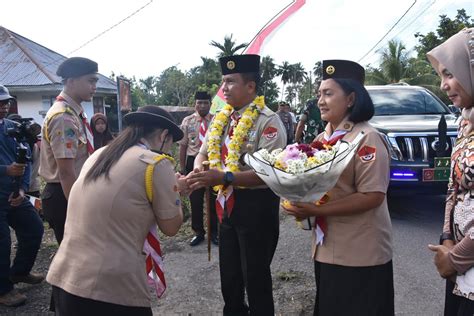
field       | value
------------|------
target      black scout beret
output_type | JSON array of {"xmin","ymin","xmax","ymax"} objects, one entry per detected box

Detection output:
[
  {"xmin": 322, "ymin": 60, "xmax": 365, "ymax": 85},
  {"xmin": 219, "ymin": 54, "xmax": 260, "ymax": 75},
  {"xmin": 123, "ymin": 105, "xmax": 184, "ymax": 142},
  {"xmin": 56, "ymin": 57, "xmax": 98, "ymax": 79},
  {"xmin": 194, "ymin": 91, "xmax": 211, "ymax": 100}
]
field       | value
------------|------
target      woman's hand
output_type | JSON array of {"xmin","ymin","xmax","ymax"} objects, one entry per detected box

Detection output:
[
  {"xmin": 175, "ymin": 173, "xmax": 191, "ymax": 195},
  {"xmin": 282, "ymin": 201, "xmax": 319, "ymax": 218},
  {"xmin": 428, "ymin": 244, "xmax": 457, "ymax": 279}
]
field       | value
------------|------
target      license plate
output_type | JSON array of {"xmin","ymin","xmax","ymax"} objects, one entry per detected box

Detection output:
[{"xmin": 422, "ymin": 168, "xmax": 450, "ymax": 181}]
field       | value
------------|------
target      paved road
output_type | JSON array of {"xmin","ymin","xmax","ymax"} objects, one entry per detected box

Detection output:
[
  {"xmin": 154, "ymin": 195, "xmax": 447, "ymax": 315},
  {"xmin": 0, "ymin": 196, "xmax": 447, "ymax": 315},
  {"xmin": 390, "ymin": 195, "xmax": 446, "ymax": 315}
]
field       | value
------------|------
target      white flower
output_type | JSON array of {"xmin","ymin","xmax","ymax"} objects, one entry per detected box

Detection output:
[{"xmin": 286, "ymin": 159, "xmax": 306, "ymax": 174}]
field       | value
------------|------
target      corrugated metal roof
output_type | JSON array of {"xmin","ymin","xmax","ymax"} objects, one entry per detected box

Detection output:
[{"xmin": 0, "ymin": 26, "xmax": 116, "ymax": 92}]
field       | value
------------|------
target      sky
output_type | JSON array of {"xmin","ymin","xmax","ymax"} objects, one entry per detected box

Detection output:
[{"xmin": 2, "ymin": 0, "xmax": 473, "ymax": 81}]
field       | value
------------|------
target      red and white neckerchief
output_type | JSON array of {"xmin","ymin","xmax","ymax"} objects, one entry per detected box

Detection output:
[
  {"xmin": 314, "ymin": 129, "xmax": 348, "ymax": 245},
  {"xmin": 216, "ymin": 112, "xmax": 240, "ymax": 222},
  {"xmin": 143, "ymin": 225, "xmax": 166, "ymax": 298},
  {"xmin": 137, "ymin": 141, "xmax": 167, "ymax": 298},
  {"xmin": 79, "ymin": 112, "xmax": 94, "ymax": 155},
  {"xmin": 198, "ymin": 116, "xmax": 208, "ymax": 146},
  {"xmin": 56, "ymin": 95, "xmax": 94, "ymax": 155}
]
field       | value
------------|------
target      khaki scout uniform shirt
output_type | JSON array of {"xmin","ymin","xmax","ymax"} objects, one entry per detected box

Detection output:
[
  {"xmin": 179, "ymin": 112, "xmax": 213, "ymax": 157},
  {"xmin": 313, "ymin": 119, "xmax": 393, "ymax": 267},
  {"xmin": 39, "ymin": 92, "xmax": 89, "ymax": 183},
  {"xmin": 46, "ymin": 146, "xmax": 181, "ymax": 307},
  {"xmin": 199, "ymin": 103, "xmax": 287, "ymax": 176}
]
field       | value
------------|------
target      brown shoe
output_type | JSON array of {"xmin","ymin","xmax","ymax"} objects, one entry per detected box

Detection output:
[
  {"xmin": 10, "ymin": 272, "xmax": 44, "ymax": 285},
  {"xmin": 0, "ymin": 289, "xmax": 26, "ymax": 307}
]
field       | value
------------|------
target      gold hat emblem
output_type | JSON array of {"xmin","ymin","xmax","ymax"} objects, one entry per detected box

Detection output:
[
  {"xmin": 326, "ymin": 65, "xmax": 335, "ymax": 75},
  {"xmin": 227, "ymin": 60, "xmax": 236, "ymax": 70}
]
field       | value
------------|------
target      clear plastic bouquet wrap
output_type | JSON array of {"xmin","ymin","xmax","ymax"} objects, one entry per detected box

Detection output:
[{"xmin": 244, "ymin": 132, "xmax": 365, "ymax": 241}]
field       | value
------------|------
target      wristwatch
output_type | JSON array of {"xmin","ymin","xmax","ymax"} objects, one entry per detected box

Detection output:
[
  {"xmin": 223, "ymin": 171, "xmax": 235, "ymax": 187},
  {"xmin": 439, "ymin": 232, "xmax": 454, "ymax": 245}
]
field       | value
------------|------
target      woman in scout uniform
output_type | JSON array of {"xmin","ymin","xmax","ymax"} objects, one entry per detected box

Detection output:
[
  {"xmin": 46, "ymin": 106, "xmax": 184, "ymax": 315},
  {"xmin": 283, "ymin": 60, "xmax": 394, "ymax": 315},
  {"xmin": 186, "ymin": 54, "xmax": 287, "ymax": 315},
  {"xmin": 427, "ymin": 28, "xmax": 474, "ymax": 316}
]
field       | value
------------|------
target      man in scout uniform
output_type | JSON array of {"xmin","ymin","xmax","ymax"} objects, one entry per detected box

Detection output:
[
  {"xmin": 39, "ymin": 57, "xmax": 98, "ymax": 244},
  {"xmin": 276, "ymin": 101, "xmax": 293, "ymax": 145},
  {"xmin": 187, "ymin": 54, "xmax": 286, "ymax": 315},
  {"xmin": 179, "ymin": 91, "xmax": 217, "ymax": 246}
]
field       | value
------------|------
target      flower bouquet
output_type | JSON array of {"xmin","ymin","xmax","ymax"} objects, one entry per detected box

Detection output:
[{"xmin": 244, "ymin": 132, "xmax": 365, "ymax": 243}]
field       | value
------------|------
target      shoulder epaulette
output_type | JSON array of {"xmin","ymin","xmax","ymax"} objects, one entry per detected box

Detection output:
[{"xmin": 43, "ymin": 104, "xmax": 76, "ymax": 143}]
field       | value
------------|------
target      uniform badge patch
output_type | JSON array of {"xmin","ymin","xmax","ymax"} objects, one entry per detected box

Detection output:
[
  {"xmin": 263, "ymin": 127, "xmax": 278, "ymax": 140},
  {"xmin": 358, "ymin": 146, "xmax": 376, "ymax": 163},
  {"xmin": 65, "ymin": 128, "xmax": 75, "ymax": 139}
]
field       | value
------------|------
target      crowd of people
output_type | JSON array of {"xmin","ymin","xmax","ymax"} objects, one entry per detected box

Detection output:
[{"xmin": 0, "ymin": 27, "xmax": 472, "ymax": 315}]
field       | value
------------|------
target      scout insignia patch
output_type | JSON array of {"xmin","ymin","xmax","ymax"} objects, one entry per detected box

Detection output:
[
  {"xmin": 65, "ymin": 128, "xmax": 75, "ymax": 139},
  {"xmin": 358, "ymin": 145, "xmax": 376, "ymax": 163},
  {"xmin": 263, "ymin": 126, "xmax": 278, "ymax": 140}
]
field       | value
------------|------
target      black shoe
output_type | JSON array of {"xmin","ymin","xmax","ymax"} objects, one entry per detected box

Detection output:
[
  {"xmin": 189, "ymin": 235, "xmax": 205, "ymax": 247},
  {"xmin": 211, "ymin": 235, "xmax": 219, "ymax": 246}
]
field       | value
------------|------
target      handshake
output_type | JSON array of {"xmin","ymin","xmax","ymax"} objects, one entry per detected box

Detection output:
[{"xmin": 175, "ymin": 163, "xmax": 225, "ymax": 196}]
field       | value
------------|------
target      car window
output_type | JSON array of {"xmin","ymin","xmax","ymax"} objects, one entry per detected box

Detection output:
[{"xmin": 368, "ymin": 89, "xmax": 449, "ymax": 116}]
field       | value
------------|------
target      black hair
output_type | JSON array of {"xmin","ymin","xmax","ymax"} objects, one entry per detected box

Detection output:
[
  {"xmin": 84, "ymin": 125, "xmax": 159, "ymax": 184},
  {"xmin": 240, "ymin": 72, "xmax": 261, "ymax": 91},
  {"xmin": 332, "ymin": 78, "xmax": 374, "ymax": 123}
]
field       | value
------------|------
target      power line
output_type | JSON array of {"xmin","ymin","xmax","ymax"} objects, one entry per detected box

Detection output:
[
  {"xmin": 361, "ymin": 0, "xmax": 436, "ymax": 64},
  {"xmin": 7, "ymin": 0, "xmax": 154, "ymax": 85},
  {"xmin": 358, "ymin": 0, "xmax": 417, "ymax": 63},
  {"xmin": 67, "ymin": 0, "xmax": 153, "ymax": 55}
]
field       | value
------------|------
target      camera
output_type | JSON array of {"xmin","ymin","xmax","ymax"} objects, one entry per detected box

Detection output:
[
  {"xmin": 6, "ymin": 118, "xmax": 36, "ymax": 198},
  {"xmin": 6, "ymin": 118, "xmax": 39, "ymax": 144}
]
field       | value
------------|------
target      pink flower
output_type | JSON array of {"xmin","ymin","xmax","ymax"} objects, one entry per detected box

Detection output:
[{"xmin": 283, "ymin": 144, "xmax": 301, "ymax": 161}]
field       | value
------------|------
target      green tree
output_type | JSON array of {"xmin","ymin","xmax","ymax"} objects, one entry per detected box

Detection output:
[
  {"xmin": 209, "ymin": 34, "xmax": 248, "ymax": 58},
  {"xmin": 139, "ymin": 76, "xmax": 158, "ymax": 104},
  {"xmin": 277, "ymin": 61, "xmax": 292, "ymax": 100},
  {"xmin": 312, "ymin": 61, "xmax": 322, "ymax": 82},
  {"xmin": 414, "ymin": 9, "xmax": 473, "ymax": 58},
  {"xmin": 379, "ymin": 39, "xmax": 409, "ymax": 83},
  {"xmin": 156, "ymin": 66, "xmax": 193, "ymax": 106},
  {"xmin": 259, "ymin": 56, "xmax": 279, "ymax": 105}
]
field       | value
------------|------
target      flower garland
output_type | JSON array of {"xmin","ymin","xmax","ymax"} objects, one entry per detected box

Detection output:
[{"xmin": 207, "ymin": 96, "xmax": 265, "ymax": 191}]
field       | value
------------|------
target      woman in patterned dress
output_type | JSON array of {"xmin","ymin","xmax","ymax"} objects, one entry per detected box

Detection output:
[{"xmin": 427, "ymin": 27, "xmax": 474, "ymax": 316}]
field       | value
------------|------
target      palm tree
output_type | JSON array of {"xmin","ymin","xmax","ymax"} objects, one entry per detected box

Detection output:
[
  {"xmin": 378, "ymin": 39, "xmax": 409, "ymax": 83},
  {"xmin": 277, "ymin": 61, "xmax": 292, "ymax": 100},
  {"xmin": 209, "ymin": 34, "xmax": 248, "ymax": 58},
  {"xmin": 290, "ymin": 62, "xmax": 307, "ymax": 85},
  {"xmin": 260, "ymin": 56, "xmax": 278, "ymax": 98}
]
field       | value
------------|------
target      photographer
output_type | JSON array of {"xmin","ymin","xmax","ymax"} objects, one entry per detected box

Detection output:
[
  {"xmin": 7, "ymin": 114, "xmax": 42, "ymax": 198},
  {"xmin": 0, "ymin": 85, "xmax": 44, "ymax": 307}
]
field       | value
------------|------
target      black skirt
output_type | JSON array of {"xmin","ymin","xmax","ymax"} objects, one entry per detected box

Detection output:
[
  {"xmin": 314, "ymin": 260, "xmax": 394, "ymax": 316},
  {"xmin": 52, "ymin": 286, "xmax": 153, "ymax": 316}
]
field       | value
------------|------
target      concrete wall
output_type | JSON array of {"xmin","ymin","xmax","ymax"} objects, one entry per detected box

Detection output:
[{"xmin": 14, "ymin": 92, "xmax": 95, "ymax": 126}]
